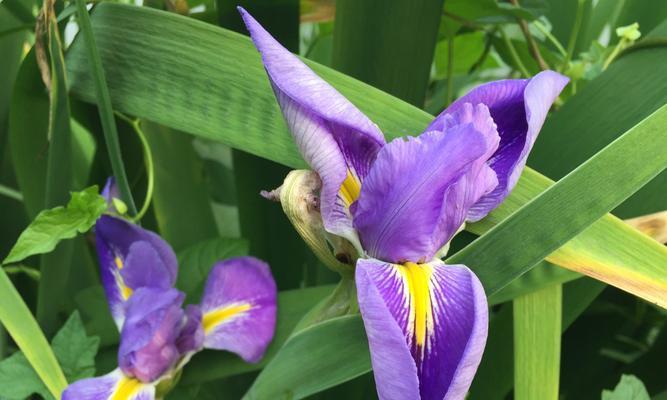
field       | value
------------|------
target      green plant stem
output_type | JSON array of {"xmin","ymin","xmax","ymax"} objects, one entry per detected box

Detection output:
[
  {"xmin": 602, "ymin": 38, "xmax": 629, "ymax": 70},
  {"xmin": 74, "ymin": 0, "xmax": 137, "ymax": 216},
  {"xmin": 0, "ymin": 184, "xmax": 23, "ymax": 202},
  {"xmin": 510, "ymin": 0, "xmax": 549, "ymax": 70},
  {"xmin": 446, "ymin": 36, "xmax": 454, "ymax": 106},
  {"xmin": 533, "ymin": 20, "xmax": 568, "ymax": 58},
  {"xmin": 500, "ymin": 28, "xmax": 530, "ymax": 77},
  {"xmin": 114, "ymin": 112, "xmax": 154, "ymax": 221},
  {"xmin": 561, "ymin": 0, "xmax": 585, "ymax": 72}
]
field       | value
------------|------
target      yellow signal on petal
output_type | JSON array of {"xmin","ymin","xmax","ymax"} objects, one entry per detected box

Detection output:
[
  {"xmin": 120, "ymin": 283, "xmax": 133, "ymax": 301},
  {"xmin": 339, "ymin": 170, "xmax": 361, "ymax": 206},
  {"xmin": 202, "ymin": 303, "xmax": 252, "ymax": 334},
  {"xmin": 111, "ymin": 376, "xmax": 142, "ymax": 400},
  {"xmin": 400, "ymin": 262, "xmax": 433, "ymax": 347},
  {"xmin": 115, "ymin": 256, "xmax": 123, "ymax": 269}
]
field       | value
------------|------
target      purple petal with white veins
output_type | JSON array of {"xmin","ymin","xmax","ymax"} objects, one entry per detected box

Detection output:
[
  {"xmin": 62, "ymin": 369, "xmax": 155, "ymax": 400},
  {"xmin": 429, "ymin": 71, "xmax": 568, "ymax": 221},
  {"xmin": 239, "ymin": 8, "xmax": 385, "ymax": 244},
  {"xmin": 95, "ymin": 215, "xmax": 178, "ymax": 328},
  {"xmin": 118, "ymin": 288, "xmax": 185, "ymax": 383},
  {"xmin": 200, "ymin": 256, "xmax": 277, "ymax": 363},
  {"xmin": 353, "ymin": 105, "xmax": 499, "ymax": 263},
  {"xmin": 356, "ymin": 258, "xmax": 488, "ymax": 400}
]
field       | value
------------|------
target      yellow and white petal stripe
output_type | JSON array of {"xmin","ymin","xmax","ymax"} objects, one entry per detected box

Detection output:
[
  {"xmin": 356, "ymin": 258, "xmax": 488, "ymax": 400},
  {"xmin": 61, "ymin": 369, "xmax": 156, "ymax": 400}
]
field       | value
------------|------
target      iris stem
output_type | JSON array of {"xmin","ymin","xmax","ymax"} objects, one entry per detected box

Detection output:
[
  {"xmin": 602, "ymin": 38, "xmax": 628, "ymax": 70},
  {"xmin": 500, "ymin": 28, "xmax": 530, "ymax": 78},
  {"xmin": 114, "ymin": 112, "xmax": 155, "ymax": 222},
  {"xmin": 560, "ymin": 0, "xmax": 585, "ymax": 72}
]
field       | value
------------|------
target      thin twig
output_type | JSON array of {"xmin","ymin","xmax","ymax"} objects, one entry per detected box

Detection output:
[
  {"xmin": 510, "ymin": 0, "xmax": 549, "ymax": 70},
  {"xmin": 533, "ymin": 20, "xmax": 567, "ymax": 58}
]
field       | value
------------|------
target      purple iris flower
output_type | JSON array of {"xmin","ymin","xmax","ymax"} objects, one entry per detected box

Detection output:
[
  {"xmin": 239, "ymin": 8, "xmax": 567, "ymax": 400},
  {"xmin": 63, "ymin": 184, "xmax": 278, "ymax": 400}
]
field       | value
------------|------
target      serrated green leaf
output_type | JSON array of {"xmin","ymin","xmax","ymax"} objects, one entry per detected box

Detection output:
[
  {"xmin": 3, "ymin": 186, "xmax": 106, "ymax": 265},
  {"xmin": 51, "ymin": 311, "xmax": 100, "ymax": 383},
  {"xmin": 0, "ymin": 311, "xmax": 99, "ymax": 400},
  {"xmin": 176, "ymin": 237, "xmax": 249, "ymax": 302},
  {"xmin": 602, "ymin": 375, "xmax": 650, "ymax": 400},
  {"xmin": 0, "ymin": 351, "xmax": 52, "ymax": 400}
]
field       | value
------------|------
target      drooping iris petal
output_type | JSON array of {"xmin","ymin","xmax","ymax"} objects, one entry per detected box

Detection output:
[
  {"xmin": 62, "ymin": 368, "xmax": 155, "ymax": 400},
  {"xmin": 356, "ymin": 258, "xmax": 488, "ymax": 400},
  {"xmin": 239, "ymin": 7, "xmax": 385, "ymax": 245},
  {"xmin": 352, "ymin": 104, "xmax": 499, "ymax": 263},
  {"xmin": 95, "ymin": 215, "xmax": 178, "ymax": 328},
  {"xmin": 118, "ymin": 287, "xmax": 185, "ymax": 383},
  {"xmin": 176, "ymin": 304, "xmax": 205, "ymax": 355},
  {"xmin": 429, "ymin": 70, "xmax": 568, "ymax": 221},
  {"xmin": 199, "ymin": 256, "xmax": 277, "ymax": 363}
]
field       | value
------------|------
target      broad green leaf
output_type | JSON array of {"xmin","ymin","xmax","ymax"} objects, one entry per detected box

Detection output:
[
  {"xmin": 0, "ymin": 311, "xmax": 99, "ymax": 399},
  {"xmin": 176, "ymin": 237, "xmax": 249, "ymax": 302},
  {"xmin": 181, "ymin": 284, "xmax": 334, "ymax": 385},
  {"xmin": 142, "ymin": 121, "xmax": 218, "ymax": 252},
  {"xmin": 450, "ymin": 105, "xmax": 667, "ymax": 302},
  {"xmin": 64, "ymin": 3, "xmax": 666, "ymax": 308},
  {"xmin": 243, "ymin": 315, "xmax": 370, "ymax": 400},
  {"xmin": 602, "ymin": 375, "xmax": 650, "ymax": 400},
  {"xmin": 0, "ymin": 268, "xmax": 67, "ymax": 398},
  {"xmin": 332, "ymin": 0, "xmax": 443, "ymax": 107},
  {"xmin": 0, "ymin": 351, "xmax": 52, "ymax": 400},
  {"xmin": 3, "ymin": 186, "xmax": 106, "ymax": 265},
  {"xmin": 50, "ymin": 311, "xmax": 100, "ymax": 383},
  {"xmin": 513, "ymin": 285, "xmax": 562, "ymax": 400}
]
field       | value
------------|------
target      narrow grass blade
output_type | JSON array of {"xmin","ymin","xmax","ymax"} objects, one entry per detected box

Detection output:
[
  {"xmin": 0, "ymin": 268, "xmax": 68, "ymax": 398},
  {"xmin": 74, "ymin": 0, "xmax": 136, "ymax": 215}
]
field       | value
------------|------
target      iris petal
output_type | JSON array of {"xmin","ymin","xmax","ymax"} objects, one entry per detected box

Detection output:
[
  {"xmin": 199, "ymin": 257, "xmax": 277, "ymax": 363},
  {"xmin": 429, "ymin": 70, "xmax": 568, "ymax": 221},
  {"xmin": 356, "ymin": 258, "xmax": 488, "ymax": 400},
  {"xmin": 95, "ymin": 215, "xmax": 178, "ymax": 328},
  {"xmin": 239, "ymin": 7, "xmax": 385, "ymax": 245},
  {"xmin": 353, "ymin": 104, "xmax": 499, "ymax": 263},
  {"xmin": 62, "ymin": 369, "xmax": 155, "ymax": 400}
]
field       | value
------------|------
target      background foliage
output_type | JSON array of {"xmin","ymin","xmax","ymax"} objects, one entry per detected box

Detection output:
[{"xmin": 0, "ymin": 0, "xmax": 665, "ymax": 399}]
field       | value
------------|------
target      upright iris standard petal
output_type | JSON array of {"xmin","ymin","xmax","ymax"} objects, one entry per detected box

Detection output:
[
  {"xmin": 356, "ymin": 259, "xmax": 488, "ymax": 400},
  {"xmin": 199, "ymin": 256, "xmax": 277, "ymax": 363},
  {"xmin": 118, "ymin": 288, "xmax": 185, "ymax": 383},
  {"xmin": 62, "ymin": 369, "xmax": 155, "ymax": 400},
  {"xmin": 429, "ymin": 71, "xmax": 568, "ymax": 221},
  {"xmin": 239, "ymin": 8, "xmax": 386, "ymax": 245},
  {"xmin": 352, "ymin": 104, "xmax": 499, "ymax": 263},
  {"xmin": 95, "ymin": 215, "xmax": 178, "ymax": 328}
]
